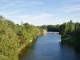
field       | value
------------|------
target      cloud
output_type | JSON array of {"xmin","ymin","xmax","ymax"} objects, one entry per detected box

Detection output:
[
  {"xmin": 3, "ymin": 11, "xmax": 18, "ymax": 15},
  {"xmin": 65, "ymin": 8, "xmax": 80, "ymax": 12},
  {"xmin": 65, "ymin": 4, "xmax": 80, "ymax": 12},
  {"xmin": 67, "ymin": 0, "xmax": 80, "ymax": 3},
  {"xmin": 29, "ymin": 1, "xmax": 44, "ymax": 5},
  {"xmin": 0, "ymin": 0, "xmax": 44, "ymax": 11},
  {"xmin": 17, "ymin": 15, "xmax": 31, "ymax": 19},
  {"xmin": 15, "ymin": 13, "xmax": 54, "ymax": 20},
  {"xmin": 0, "ymin": 11, "xmax": 18, "ymax": 16},
  {"xmin": 76, "ymin": 14, "xmax": 80, "ymax": 15},
  {"xmin": 60, "ymin": 0, "xmax": 80, "ymax": 12},
  {"xmin": 32, "ymin": 14, "xmax": 54, "ymax": 20},
  {"xmin": 61, "ymin": 0, "xmax": 80, "ymax": 4}
]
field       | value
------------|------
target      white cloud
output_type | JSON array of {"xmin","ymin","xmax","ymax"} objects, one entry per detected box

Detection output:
[
  {"xmin": 0, "ymin": 0, "xmax": 44, "ymax": 11},
  {"xmin": 67, "ymin": 0, "xmax": 80, "ymax": 3},
  {"xmin": 60, "ymin": 0, "xmax": 80, "ymax": 12},
  {"xmin": 32, "ymin": 14, "xmax": 54, "ymax": 20},
  {"xmin": 65, "ymin": 8, "xmax": 80, "ymax": 12},
  {"xmin": 0, "ymin": 11, "xmax": 18, "ymax": 18},
  {"xmin": 61, "ymin": 0, "xmax": 80, "ymax": 4},
  {"xmin": 63, "ymin": 4, "xmax": 80, "ymax": 12},
  {"xmin": 76, "ymin": 14, "xmax": 80, "ymax": 15},
  {"xmin": 17, "ymin": 15, "xmax": 31, "ymax": 19},
  {"xmin": 15, "ymin": 13, "xmax": 54, "ymax": 20},
  {"xmin": 2, "ymin": 11, "xmax": 18, "ymax": 16},
  {"xmin": 29, "ymin": 1, "xmax": 44, "ymax": 5}
]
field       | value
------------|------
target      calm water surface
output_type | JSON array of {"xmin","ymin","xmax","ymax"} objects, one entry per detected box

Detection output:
[{"xmin": 19, "ymin": 34, "xmax": 80, "ymax": 60}]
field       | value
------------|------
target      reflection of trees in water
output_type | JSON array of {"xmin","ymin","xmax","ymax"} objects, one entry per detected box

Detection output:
[
  {"xmin": 60, "ymin": 42, "xmax": 80, "ymax": 56},
  {"xmin": 18, "ymin": 39, "xmax": 37, "ymax": 59}
]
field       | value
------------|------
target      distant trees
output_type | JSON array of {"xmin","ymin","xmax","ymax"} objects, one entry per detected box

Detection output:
[
  {"xmin": 42, "ymin": 25, "xmax": 47, "ymax": 31},
  {"xmin": 47, "ymin": 25, "xmax": 54, "ymax": 31},
  {"xmin": 41, "ymin": 24, "xmax": 60, "ymax": 32},
  {"xmin": 0, "ymin": 15, "xmax": 4, "ymax": 20}
]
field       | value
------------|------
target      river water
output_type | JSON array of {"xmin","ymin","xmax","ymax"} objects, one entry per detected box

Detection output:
[{"xmin": 19, "ymin": 34, "xmax": 80, "ymax": 60}]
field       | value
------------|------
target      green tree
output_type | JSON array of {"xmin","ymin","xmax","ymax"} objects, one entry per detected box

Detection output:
[{"xmin": 60, "ymin": 23, "xmax": 68, "ymax": 37}]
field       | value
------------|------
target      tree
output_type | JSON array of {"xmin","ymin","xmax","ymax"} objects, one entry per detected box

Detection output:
[
  {"xmin": 60, "ymin": 23, "xmax": 68, "ymax": 37},
  {"xmin": 67, "ymin": 20, "xmax": 75, "ymax": 35}
]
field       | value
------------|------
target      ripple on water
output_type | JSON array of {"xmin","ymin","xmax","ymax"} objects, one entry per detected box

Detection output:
[{"xmin": 19, "ymin": 34, "xmax": 80, "ymax": 60}]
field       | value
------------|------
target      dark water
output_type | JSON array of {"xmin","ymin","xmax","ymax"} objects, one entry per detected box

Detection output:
[{"xmin": 19, "ymin": 34, "xmax": 80, "ymax": 60}]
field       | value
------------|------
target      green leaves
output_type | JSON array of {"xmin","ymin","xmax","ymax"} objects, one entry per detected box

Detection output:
[
  {"xmin": 60, "ymin": 20, "xmax": 75, "ymax": 37},
  {"xmin": 0, "ymin": 16, "xmax": 43, "ymax": 60}
]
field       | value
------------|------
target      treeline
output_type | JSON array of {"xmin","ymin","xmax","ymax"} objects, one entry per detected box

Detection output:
[
  {"xmin": 42, "ymin": 24, "xmax": 60, "ymax": 32},
  {"xmin": 0, "ymin": 16, "xmax": 43, "ymax": 60},
  {"xmin": 41, "ymin": 20, "xmax": 80, "ymax": 49},
  {"xmin": 60, "ymin": 20, "xmax": 80, "ymax": 49}
]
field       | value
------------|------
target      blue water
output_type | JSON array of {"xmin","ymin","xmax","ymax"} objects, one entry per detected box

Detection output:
[{"xmin": 19, "ymin": 34, "xmax": 80, "ymax": 60}]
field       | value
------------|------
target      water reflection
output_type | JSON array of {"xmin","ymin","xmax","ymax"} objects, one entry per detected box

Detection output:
[
  {"xmin": 19, "ymin": 34, "xmax": 80, "ymax": 60},
  {"xmin": 19, "ymin": 39, "xmax": 37, "ymax": 59}
]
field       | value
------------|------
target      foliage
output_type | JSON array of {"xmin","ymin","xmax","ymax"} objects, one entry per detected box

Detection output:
[
  {"xmin": 59, "ymin": 20, "xmax": 80, "ymax": 49},
  {"xmin": 47, "ymin": 25, "xmax": 60, "ymax": 32},
  {"xmin": 59, "ymin": 20, "xmax": 75, "ymax": 37},
  {"xmin": 42, "ymin": 25, "xmax": 47, "ymax": 31},
  {"xmin": 0, "ymin": 16, "xmax": 43, "ymax": 60}
]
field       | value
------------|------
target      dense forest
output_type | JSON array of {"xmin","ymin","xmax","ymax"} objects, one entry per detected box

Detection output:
[
  {"xmin": 0, "ymin": 16, "xmax": 43, "ymax": 60},
  {"xmin": 42, "ymin": 20, "xmax": 80, "ymax": 49}
]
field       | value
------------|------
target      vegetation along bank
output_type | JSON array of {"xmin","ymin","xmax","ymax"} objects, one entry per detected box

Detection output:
[{"xmin": 0, "ymin": 16, "xmax": 43, "ymax": 60}]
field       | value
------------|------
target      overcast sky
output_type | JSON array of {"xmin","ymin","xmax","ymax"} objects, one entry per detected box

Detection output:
[{"xmin": 0, "ymin": 0, "xmax": 80, "ymax": 26}]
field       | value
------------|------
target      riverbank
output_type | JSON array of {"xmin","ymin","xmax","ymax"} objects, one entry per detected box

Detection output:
[
  {"xmin": 61, "ymin": 37, "xmax": 80, "ymax": 50},
  {"xmin": 18, "ymin": 39, "xmax": 39, "ymax": 59},
  {"xmin": 61, "ymin": 37, "xmax": 75, "ymax": 44},
  {"xmin": 18, "ymin": 35, "xmax": 41, "ymax": 58},
  {"xmin": 18, "ymin": 40, "xmax": 33, "ymax": 53}
]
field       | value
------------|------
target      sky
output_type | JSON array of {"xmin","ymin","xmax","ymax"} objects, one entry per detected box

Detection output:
[{"xmin": 0, "ymin": 0, "xmax": 80, "ymax": 26}]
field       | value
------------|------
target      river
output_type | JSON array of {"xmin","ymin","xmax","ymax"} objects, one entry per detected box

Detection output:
[{"xmin": 19, "ymin": 34, "xmax": 80, "ymax": 60}]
